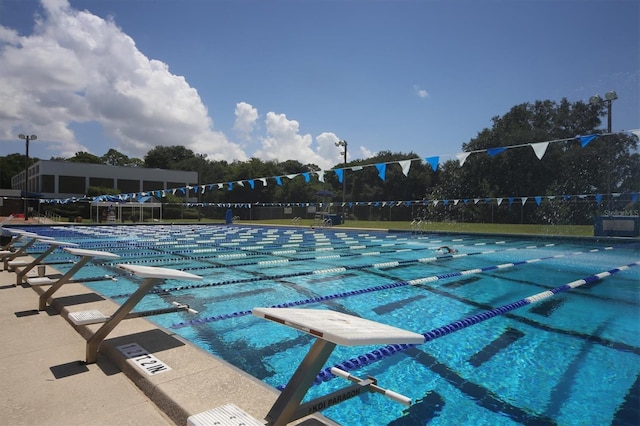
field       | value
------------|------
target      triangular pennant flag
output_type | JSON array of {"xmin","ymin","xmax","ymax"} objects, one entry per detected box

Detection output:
[
  {"xmin": 595, "ymin": 194, "xmax": 602, "ymax": 204},
  {"xmin": 521, "ymin": 197, "xmax": 527, "ymax": 206},
  {"xmin": 453, "ymin": 199, "xmax": 460, "ymax": 205},
  {"xmin": 351, "ymin": 166, "xmax": 363, "ymax": 171},
  {"xmin": 302, "ymin": 172, "xmax": 310, "ymax": 182},
  {"xmin": 531, "ymin": 142, "xmax": 549, "ymax": 160},
  {"xmin": 335, "ymin": 169, "xmax": 344, "ymax": 183},
  {"xmin": 227, "ymin": 182, "xmax": 233, "ymax": 191},
  {"xmin": 375, "ymin": 163, "xmax": 386, "ymax": 181},
  {"xmin": 487, "ymin": 147, "xmax": 507, "ymax": 157},
  {"xmin": 425, "ymin": 156, "xmax": 439, "ymax": 171},
  {"xmin": 259, "ymin": 178, "xmax": 267, "ymax": 187},
  {"xmin": 237, "ymin": 181, "xmax": 245, "ymax": 187},
  {"xmin": 534, "ymin": 196, "xmax": 542, "ymax": 206},
  {"xmin": 285, "ymin": 174, "xmax": 296, "ymax": 180},
  {"xmin": 578, "ymin": 134, "xmax": 598, "ymax": 147},
  {"xmin": 399, "ymin": 160, "xmax": 411, "ymax": 177},
  {"xmin": 497, "ymin": 198, "xmax": 503, "ymax": 206},
  {"xmin": 217, "ymin": 183, "xmax": 224, "ymax": 189},
  {"xmin": 456, "ymin": 152, "xmax": 471, "ymax": 166},
  {"xmin": 317, "ymin": 171, "xmax": 325, "ymax": 183},
  {"xmin": 247, "ymin": 179, "xmax": 255, "ymax": 189},
  {"xmin": 275, "ymin": 176, "xmax": 282, "ymax": 186},
  {"xmin": 474, "ymin": 198, "xmax": 481, "ymax": 204}
]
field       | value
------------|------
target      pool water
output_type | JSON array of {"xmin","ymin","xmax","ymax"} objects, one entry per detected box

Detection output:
[{"xmin": 21, "ymin": 224, "xmax": 640, "ymax": 425}]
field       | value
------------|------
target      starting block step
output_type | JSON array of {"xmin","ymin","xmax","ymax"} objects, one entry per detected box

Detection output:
[
  {"xmin": 187, "ymin": 404, "xmax": 264, "ymax": 426},
  {"xmin": 27, "ymin": 277, "xmax": 55, "ymax": 286},
  {"xmin": 68, "ymin": 310, "xmax": 110, "ymax": 326},
  {"xmin": 8, "ymin": 260, "xmax": 29, "ymax": 269}
]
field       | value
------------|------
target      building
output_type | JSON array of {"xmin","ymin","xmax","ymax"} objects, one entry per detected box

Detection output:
[{"xmin": 12, "ymin": 160, "xmax": 198, "ymax": 200}]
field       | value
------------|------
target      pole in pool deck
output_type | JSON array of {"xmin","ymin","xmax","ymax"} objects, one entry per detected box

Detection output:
[{"xmin": 18, "ymin": 134, "xmax": 37, "ymax": 221}]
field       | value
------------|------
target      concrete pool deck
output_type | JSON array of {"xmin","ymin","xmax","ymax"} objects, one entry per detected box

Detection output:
[{"xmin": 0, "ymin": 260, "xmax": 336, "ymax": 426}]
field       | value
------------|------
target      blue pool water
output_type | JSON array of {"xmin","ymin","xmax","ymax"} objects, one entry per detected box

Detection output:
[{"xmin": 19, "ymin": 224, "xmax": 640, "ymax": 425}]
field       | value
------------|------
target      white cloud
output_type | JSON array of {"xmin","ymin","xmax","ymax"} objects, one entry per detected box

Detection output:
[
  {"xmin": 0, "ymin": 0, "xmax": 370, "ymax": 173},
  {"xmin": 233, "ymin": 102, "xmax": 259, "ymax": 141},
  {"xmin": 0, "ymin": 0, "xmax": 246, "ymax": 161},
  {"xmin": 413, "ymin": 84, "xmax": 429, "ymax": 98},
  {"xmin": 254, "ymin": 112, "xmax": 341, "ymax": 170}
]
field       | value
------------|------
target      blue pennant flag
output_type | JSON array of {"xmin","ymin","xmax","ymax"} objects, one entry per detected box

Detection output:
[
  {"xmin": 425, "ymin": 156, "xmax": 439, "ymax": 171},
  {"xmin": 248, "ymin": 179, "xmax": 255, "ymax": 189},
  {"xmin": 578, "ymin": 134, "xmax": 598, "ymax": 147},
  {"xmin": 487, "ymin": 147, "xmax": 507, "ymax": 157},
  {"xmin": 375, "ymin": 163, "xmax": 386, "ymax": 181},
  {"xmin": 275, "ymin": 176, "xmax": 282, "ymax": 186},
  {"xmin": 302, "ymin": 172, "xmax": 310, "ymax": 182},
  {"xmin": 535, "ymin": 196, "xmax": 542, "ymax": 206},
  {"xmin": 335, "ymin": 169, "xmax": 344, "ymax": 183}
]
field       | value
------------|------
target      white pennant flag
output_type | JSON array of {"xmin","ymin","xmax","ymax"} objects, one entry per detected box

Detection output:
[
  {"xmin": 521, "ymin": 197, "xmax": 527, "ymax": 206},
  {"xmin": 456, "ymin": 152, "xmax": 471, "ymax": 166},
  {"xmin": 497, "ymin": 198, "xmax": 503, "ymax": 206},
  {"xmin": 399, "ymin": 160, "xmax": 411, "ymax": 176},
  {"xmin": 530, "ymin": 142, "xmax": 549, "ymax": 160},
  {"xmin": 259, "ymin": 178, "xmax": 267, "ymax": 187},
  {"xmin": 317, "ymin": 171, "xmax": 325, "ymax": 183}
]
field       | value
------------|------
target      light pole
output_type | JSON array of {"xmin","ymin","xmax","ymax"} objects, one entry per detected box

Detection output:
[
  {"xmin": 18, "ymin": 134, "xmax": 37, "ymax": 221},
  {"xmin": 589, "ymin": 90, "xmax": 617, "ymax": 133},
  {"xmin": 589, "ymin": 91, "xmax": 617, "ymax": 211},
  {"xmin": 335, "ymin": 140, "xmax": 347, "ymax": 220}
]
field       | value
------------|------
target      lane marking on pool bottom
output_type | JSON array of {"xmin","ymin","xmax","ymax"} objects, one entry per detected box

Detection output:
[
  {"xmin": 306, "ymin": 260, "xmax": 640, "ymax": 388},
  {"xmin": 169, "ymin": 246, "xmax": 618, "ymax": 329}
]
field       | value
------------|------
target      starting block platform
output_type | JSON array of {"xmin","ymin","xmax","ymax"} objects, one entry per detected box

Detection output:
[
  {"xmin": 69, "ymin": 309, "xmax": 110, "ymax": 326},
  {"xmin": 189, "ymin": 308, "xmax": 425, "ymax": 426},
  {"xmin": 188, "ymin": 404, "xmax": 265, "ymax": 426}
]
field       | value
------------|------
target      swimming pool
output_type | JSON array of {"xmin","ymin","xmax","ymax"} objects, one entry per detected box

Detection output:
[{"xmin": 20, "ymin": 224, "xmax": 640, "ymax": 425}]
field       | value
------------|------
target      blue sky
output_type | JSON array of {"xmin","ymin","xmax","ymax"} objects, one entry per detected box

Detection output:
[{"xmin": 0, "ymin": 0, "xmax": 638, "ymax": 170}]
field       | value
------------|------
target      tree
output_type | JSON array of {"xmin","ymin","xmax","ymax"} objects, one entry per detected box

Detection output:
[
  {"xmin": 67, "ymin": 151, "xmax": 103, "ymax": 164},
  {"xmin": 144, "ymin": 145, "xmax": 197, "ymax": 169},
  {"xmin": 101, "ymin": 149, "xmax": 140, "ymax": 167}
]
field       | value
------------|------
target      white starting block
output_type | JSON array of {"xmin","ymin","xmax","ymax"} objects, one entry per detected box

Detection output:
[
  {"xmin": 38, "ymin": 247, "xmax": 121, "ymax": 311},
  {"xmin": 3, "ymin": 231, "xmax": 54, "ymax": 272},
  {"xmin": 77, "ymin": 264, "xmax": 202, "ymax": 364},
  {"xmin": 16, "ymin": 239, "xmax": 78, "ymax": 285},
  {"xmin": 190, "ymin": 308, "xmax": 425, "ymax": 426}
]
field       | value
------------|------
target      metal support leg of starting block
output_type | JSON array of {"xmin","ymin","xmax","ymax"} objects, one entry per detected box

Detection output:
[
  {"xmin": 253, "ymin": 307, "xmax": 425, "ymax": 426},
  {"xmin": 85, "ymin": 276, "xmax": 162, "ymax": 364},
  {"xmin": 38, "ymin": 247, "xmax": 120, "ymax": 311},
  {"xmin": 4, "ymin": 233, "xmax": 39, "ymax": 270},
  {"xmin": 16, "ymin": 239, "xmax": 77, "ymax": 285},
  {"xmin": 83, "ymin": 264, "xmax": 202, "ymax": 364}
]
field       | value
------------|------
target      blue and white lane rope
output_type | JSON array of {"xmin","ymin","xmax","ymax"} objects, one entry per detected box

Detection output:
[
  {"xmin": 168, "ymin": 246, "xmax": 616, "ymax": 329},
  {"xmin": 305, "ymin": 261, "xmax": 640, "ymax": 388},
  {"xmin": 113, "ymin": 243, "xmax": 532, "ymax": 299}
]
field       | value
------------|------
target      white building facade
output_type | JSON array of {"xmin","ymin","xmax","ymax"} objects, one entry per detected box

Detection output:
[{"xmin": 12, "ymin": 160, "xmax": 198, "ymax": 199}]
